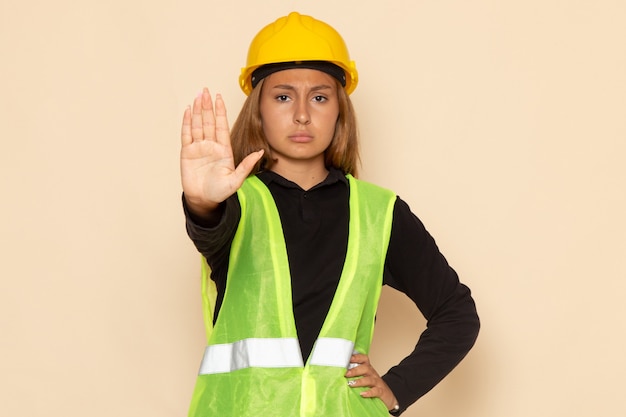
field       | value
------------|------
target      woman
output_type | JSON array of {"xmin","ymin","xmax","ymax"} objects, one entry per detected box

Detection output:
[{"xmin": 180, "ymin": 12, "xmax": 479, "ymax": 416}]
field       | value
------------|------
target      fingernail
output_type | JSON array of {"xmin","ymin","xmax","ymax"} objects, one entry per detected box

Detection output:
[{"xmin": 347, "ymin": 380, "xmax": 356, "ymax": 386}]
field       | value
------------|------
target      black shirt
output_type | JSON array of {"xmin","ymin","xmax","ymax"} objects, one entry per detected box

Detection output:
[{"xmin": 184, "ymin": 168, "xmax": 479, "ymax": 414}]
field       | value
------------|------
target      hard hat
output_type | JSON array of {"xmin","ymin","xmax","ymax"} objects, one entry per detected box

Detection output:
[{"xmin": 239, "ymin": 12, "xmax": 358, "ymax": 95}]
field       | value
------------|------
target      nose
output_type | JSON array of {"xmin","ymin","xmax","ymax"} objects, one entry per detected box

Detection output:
[{"xmin": 294, "ymin": 100, "xmax": 311, "ymax": 125}]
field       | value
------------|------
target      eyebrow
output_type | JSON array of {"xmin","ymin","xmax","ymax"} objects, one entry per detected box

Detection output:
[{"xmin": 271, "ymin": 84, "xmax": 334, "ymax": 92}]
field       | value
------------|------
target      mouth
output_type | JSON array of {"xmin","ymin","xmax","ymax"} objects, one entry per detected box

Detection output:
[{"xmin": 288, "ymin": 132, "xmax": 314, "ymax": 143}]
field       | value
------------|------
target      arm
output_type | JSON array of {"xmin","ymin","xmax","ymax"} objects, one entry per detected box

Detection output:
[
  {"xmin": 381, "ymin": 198, "xmax": 480, "ymax": 414},
  {"xmin": 180, "ymin": 89, "xmax": 262, "ymax": 313}
]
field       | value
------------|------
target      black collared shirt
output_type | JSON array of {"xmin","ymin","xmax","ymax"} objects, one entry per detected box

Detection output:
[{"xmin": 184, "ymin": 168, "xmax": 479, "ymax": 414}]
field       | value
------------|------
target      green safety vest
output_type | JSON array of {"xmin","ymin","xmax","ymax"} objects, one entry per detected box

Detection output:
[{"xmin": 188, "ymin": 174, "xmax": 396, "ymax": 417}]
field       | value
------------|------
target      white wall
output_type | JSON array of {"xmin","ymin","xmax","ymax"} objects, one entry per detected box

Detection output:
[{"xmin": 1, "ymin": 1, "xmax": 625, "ymax": 416}]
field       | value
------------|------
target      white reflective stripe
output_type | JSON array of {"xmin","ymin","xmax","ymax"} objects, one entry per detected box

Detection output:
[
  {"xmin": 198, "ymin": 338, "xmax": 303, "ymax": 375},
  {"xmin": 309, "ymin": 337, "xmax": 355, "ymax": 368}
]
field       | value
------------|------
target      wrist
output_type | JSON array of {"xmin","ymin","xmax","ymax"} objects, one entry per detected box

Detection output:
[
  {"xmin": 184, "ymin": 195, "xmax": 220, "ymax": 216},
  {"xmin": 183, "ymin": 194, "xmax": 225, "ymax": 227}
]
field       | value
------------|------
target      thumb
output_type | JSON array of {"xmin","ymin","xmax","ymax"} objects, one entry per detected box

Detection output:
[{"xmin": 233, "ymin": 149, "xmax": 264, "ymax": 180}]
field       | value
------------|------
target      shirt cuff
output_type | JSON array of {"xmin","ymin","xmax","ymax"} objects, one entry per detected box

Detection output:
[{"xmin": 181, "ymin": 193, "xmax": 228, "ymax": 229}]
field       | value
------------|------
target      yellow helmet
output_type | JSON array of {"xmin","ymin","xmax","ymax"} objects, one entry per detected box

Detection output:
[{"xmin": 239, "ymin": 12, "xmax": 358, "ymax": 95}]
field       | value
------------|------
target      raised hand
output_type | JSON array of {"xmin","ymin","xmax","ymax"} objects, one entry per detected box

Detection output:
[{"xmin": 180, "ymin": 88, "xmax": 263, "ymax": 217}]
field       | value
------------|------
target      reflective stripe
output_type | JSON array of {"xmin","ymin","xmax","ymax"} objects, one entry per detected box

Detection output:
[
  {"xmin": 198, "ymin": 337, "xmax": 356, "ymax": 375},
  {"xmin": 198, "ymin": 338, "xmax": 303, "ymax": 375},
  {"xmin": 309, "ymin": 337, "xmax": 355, "ymax": 368}
]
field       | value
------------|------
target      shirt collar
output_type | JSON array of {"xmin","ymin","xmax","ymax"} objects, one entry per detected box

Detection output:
[{"xmin": 257, "ymin": 167, "xmax": 349, "ymax": 190}]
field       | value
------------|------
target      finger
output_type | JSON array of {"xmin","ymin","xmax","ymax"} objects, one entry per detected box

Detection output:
[
  {"xmin": 233, "ymin": 150, "xmax": 264, "ymax": 180},
  {"xmin": 181, "ymin": 106, "xmax": 192, "ymax": 145},
  {"xmin": 345, "ymin": 364, "xmax": 366, "ymax": 378},
  {"xmin": 360, "ymin": 384, "xmax": 398, "ymax": 411},
  {"xmin": 201, "ymin": 88, "xmax": 216, "ymax": 142},
  {"xmin": 214, "ymin": 94, "xmax": 231, "ymax": 146},
  {"xmin": 359, "ymin": 386, "xmax": 385, "ymax": 398},
  {"xmin": 191, "ymin": 93, "xmax": 204, "ymax": 141},
  {"xmin": 346, "ymin": 376, "xmax": 376, "ymax": 388},
  {"xmin": 352, "ymin": 376, "xmax": 398, "ymax": 410},
  {"xmin": 346, "ymin": 363, "xmax": 378, "ymax": 378},
  {"xmin": 350, "ymin": 353, "xmax": 370, "ymax": 365}
]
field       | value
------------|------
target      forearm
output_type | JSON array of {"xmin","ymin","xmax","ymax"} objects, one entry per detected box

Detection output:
[
  {"xmin": 182, "ymin": 193, "xmax": 240, "ymax": 265},
  {"xmin": 382, "ymin": 283, "xmax": 479, "ymax": 413}
]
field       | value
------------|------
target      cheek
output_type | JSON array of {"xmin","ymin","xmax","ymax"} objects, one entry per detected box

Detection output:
[
  {"xmin": 322, "ymin": 110, "xmax": 340, "ymax": 134},
  {"xmin": 259, "ymin": 108, "xmax": 272, "ymax": 133},
  {"xmin": 259, "ymin": 110, "xmax": 285, "ymax": 142},
  {"xmin": 260, "ymin": 113, "xmax": 272, "ymax": 134}
]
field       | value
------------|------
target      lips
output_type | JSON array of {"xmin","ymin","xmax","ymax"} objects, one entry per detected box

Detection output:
[{"xmin": 288, "ymin": 131, "xmax": 314, "ymax": 143}]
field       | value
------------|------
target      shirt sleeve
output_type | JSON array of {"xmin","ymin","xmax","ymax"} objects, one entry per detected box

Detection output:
[
  {"xmin": 381, "ymin": 197, "xmax": 480, "ymax": 414},
  {"xmin": 182, "ymin": 193, "xmax": 241, "ymax": 276}
]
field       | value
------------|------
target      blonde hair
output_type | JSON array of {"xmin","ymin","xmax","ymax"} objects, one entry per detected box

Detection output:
[{"xmin": 230, "ymin": 77, "xmax": 361, "ymax": 177}]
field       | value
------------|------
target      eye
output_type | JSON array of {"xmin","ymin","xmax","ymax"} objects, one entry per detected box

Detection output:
[
  {"xmin": 312, "ymin": 95, "xmax": 328, "ymax": 103},
  {"xmin": 275, "ymin": 95, "xmax": 291, "ymax": 102}
]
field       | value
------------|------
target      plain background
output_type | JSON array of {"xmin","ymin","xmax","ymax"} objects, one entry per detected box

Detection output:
[{"xmin": 1, "ymin": 0, "xmax": 625, "ymax": 416}]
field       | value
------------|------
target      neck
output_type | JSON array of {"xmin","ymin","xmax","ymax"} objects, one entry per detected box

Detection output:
[{"xmin": 269, "ymin": 162, "xmax": 329, "ymax": 190}]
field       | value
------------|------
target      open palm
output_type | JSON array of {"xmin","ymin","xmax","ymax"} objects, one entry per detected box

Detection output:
[{"xmin": 180, "ymin": 88, "xmax": 263, "ymax": 216}]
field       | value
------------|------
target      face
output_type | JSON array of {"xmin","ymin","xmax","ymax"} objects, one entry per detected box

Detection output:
[{"xmin": 259, "ymin": 68, "xmax": 340, "ymax": 173}]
